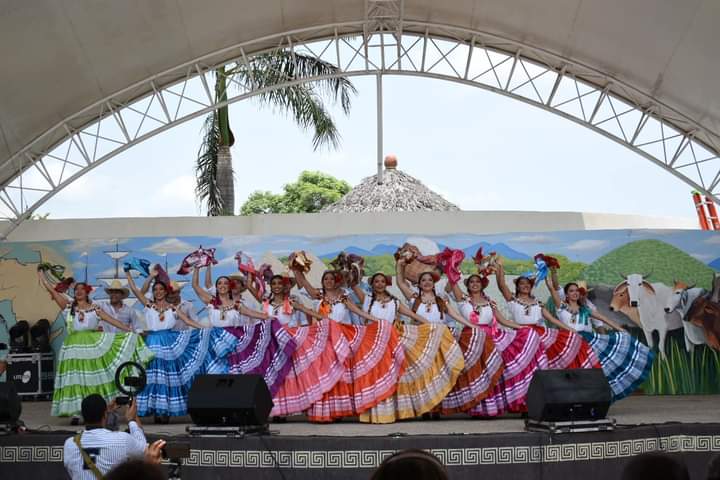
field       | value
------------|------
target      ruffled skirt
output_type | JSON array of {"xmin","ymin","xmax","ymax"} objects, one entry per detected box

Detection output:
[
  {"xmin": 52, "ymin": 331, "xmax": 153, "ymax": 416},
  {"xmin": 440, "ymin": 327, "xmax": 503, "ymax": 415},
  {"xmin": 360, "ymin": 323, "xmax": 466, "ymax": 423},
  {"xmin": 137, "ymin": 328, "xmax": 237, "ymax": 417},
  {"xmin": 469, "ymin": 326, "xmax": 548, "ymax": 416},
  {"xmin": 225, "ymin": 319, "xmax": 296, "ymax": 397},
  {"xmin": 579, "ymin": 331, "xmax": 655, "ymax": 401},
  {"xmin": 271, "ymin": 319, "xmax": 351, "ymax": 416},
  {"xmin": 530, "ymin": 326, "xmax": 600, "ymax": 370},
  {"xmin": 308, "ymin": 320, "xmax": 405, "ymax": 422}
]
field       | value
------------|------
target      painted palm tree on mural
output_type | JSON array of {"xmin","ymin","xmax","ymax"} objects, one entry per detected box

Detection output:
[{"xmin": 195, "ymin": 51, "xmax": 356, "ymax": 216}]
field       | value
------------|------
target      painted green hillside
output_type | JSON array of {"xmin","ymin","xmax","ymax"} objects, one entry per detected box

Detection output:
[
  {"xmin": 583, "ymin": 239, "xmax": 715, "ymax": 289},
  {"xmin": 460, "ymin": 254, "xmax": 588, "ymax": 285}
]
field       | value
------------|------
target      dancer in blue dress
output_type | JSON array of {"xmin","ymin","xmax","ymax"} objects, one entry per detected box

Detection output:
[{"xmin": 125, "ymin": 271, "xmax": 237, "ymax": 423}]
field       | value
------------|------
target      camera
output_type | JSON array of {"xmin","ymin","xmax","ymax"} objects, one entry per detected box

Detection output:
[
  {"xmin": 116, "ymin": 396, "xmax": 131, "ymax": 406},
  {"xmin": 162, "ymin": 441, "xmax": 191, "ymax": 460},
  {"xmin": 123, "ymin": 375, "xmax": 145, "ymax": 389}
]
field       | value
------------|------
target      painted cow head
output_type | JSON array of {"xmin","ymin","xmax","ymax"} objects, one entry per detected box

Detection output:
[
  {"xmin": 622, "ymin": 272, "xmax": 655, "ymax": 307},
  {"xmin": 664, "ymin": 280, "xmax": 695, "ymax": 313}
]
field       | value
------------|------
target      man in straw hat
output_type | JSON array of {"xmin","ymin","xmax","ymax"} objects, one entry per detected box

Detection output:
[{"xmin": 97, "ymin": 279, "xmax": 138, "ymax": 333}]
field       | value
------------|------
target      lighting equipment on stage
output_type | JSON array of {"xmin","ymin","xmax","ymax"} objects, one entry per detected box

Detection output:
[
  {"xmin": 0, "ymin": 382, "xmax": 22, "ymax": 435},
  {"xmin": 525, "ymin": 369, "xmax": 615, "ymax": 433},
  {"xmin": 8, "ymin": 321, "xmax": 30, "ymax": 353},
  {"xmin": 187, "ymin": 374, "xmax": 272, "ymax": 436},
  {"xmin": 30, "ymin": 319, "xmax": 51, "ymax": 352}
]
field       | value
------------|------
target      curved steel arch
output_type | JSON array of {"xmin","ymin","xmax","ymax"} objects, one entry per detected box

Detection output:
[{"xmin": 1, "ymin": 20, "xmax": 719, "ymax": 238}]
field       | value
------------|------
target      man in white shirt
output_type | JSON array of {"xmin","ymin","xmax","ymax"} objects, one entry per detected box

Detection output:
[
  {"xmin": 96, "ymin": 280, "xmax": 137, "ymax": 333},
  {"xmin": 63, "ymin": 394, "xmax": 164, "ymax": 479}
]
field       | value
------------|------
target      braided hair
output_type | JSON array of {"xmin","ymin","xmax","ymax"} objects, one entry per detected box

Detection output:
[
  {"xmin": 367, "ymin": 273, "xmax": 398, "ymax": 314},
  {"xmin": 411, "ymin": 272, "xmax": 447, "ymax": 319}
]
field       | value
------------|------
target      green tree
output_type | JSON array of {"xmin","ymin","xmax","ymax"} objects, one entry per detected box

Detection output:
[
  {"xmin": 195, "ymin": 51, "xmax": 356, "ymax": 216},
  {"xmin": 240, "ymin": 171, "xmax": 351, "ymax": 215}
]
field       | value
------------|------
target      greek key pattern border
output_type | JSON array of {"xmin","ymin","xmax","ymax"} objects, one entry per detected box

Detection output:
[{"xmin": 2, "ymin": 435, "xmax": 719, "ymax": 468}]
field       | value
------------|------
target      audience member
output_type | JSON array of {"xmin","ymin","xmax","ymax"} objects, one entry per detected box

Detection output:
[
  {"xmin": 621, "ymin": 451, "xmax": 690, "ymax": 480},
  {"xmin": 371, "ymin": 449, "xmax": 448, "ymax": 480}
]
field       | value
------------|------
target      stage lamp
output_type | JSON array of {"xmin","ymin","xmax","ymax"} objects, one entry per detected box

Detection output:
[
  {"xmin": 8, "ymin": 321, "xmax": 30, "ymax": 353},
  {"xmin": 30, "ymin": 319, "xmax": 51, "ymax": 352}
]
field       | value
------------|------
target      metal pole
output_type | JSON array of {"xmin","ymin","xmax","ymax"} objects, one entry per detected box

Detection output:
[{"xmin": 376, "ymin": 72, "xmax": 384, "ymax": 184}]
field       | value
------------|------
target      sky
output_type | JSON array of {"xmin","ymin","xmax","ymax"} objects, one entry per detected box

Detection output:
[{"xmin": 41, "ymin": 74, "xmax": 699, "ymax": 222}]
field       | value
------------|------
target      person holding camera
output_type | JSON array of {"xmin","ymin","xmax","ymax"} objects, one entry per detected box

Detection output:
[{"xmin": 63, "ymin": 394, "xmax": 165, "ymax": 480}]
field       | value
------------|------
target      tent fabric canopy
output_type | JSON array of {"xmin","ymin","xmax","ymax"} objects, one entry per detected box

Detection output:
[{"xmin": 1, "ymin": 0, "xmax": 718, "ymax": 185}]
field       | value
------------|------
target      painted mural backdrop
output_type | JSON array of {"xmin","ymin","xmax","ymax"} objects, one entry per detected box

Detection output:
[{"xmin": 1, "ymin": 229, "xmax": 719, "ymax": 394}]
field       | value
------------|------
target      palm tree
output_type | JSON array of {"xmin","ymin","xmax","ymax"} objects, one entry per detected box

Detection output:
[{"xmin": 195, "ymin": 51, "xmax": 356, "ymax": 216}]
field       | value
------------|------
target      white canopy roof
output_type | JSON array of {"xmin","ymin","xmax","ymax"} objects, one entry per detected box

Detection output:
[{"xmin": 1, "ymin": 0, "xmax": 718, "ymax": 185}]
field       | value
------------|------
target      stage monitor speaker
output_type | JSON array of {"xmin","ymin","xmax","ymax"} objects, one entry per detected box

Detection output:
[
  {"xmin": 188, "ymin": 374, "xmax": 273, "ymax": 426},
  {"xmin": 0, "ymin": 382, "xmax": 22, "ymax": 424},
  {"xmin": 527, "ymin": 369, "xmax": 611, "ymax": 422}
]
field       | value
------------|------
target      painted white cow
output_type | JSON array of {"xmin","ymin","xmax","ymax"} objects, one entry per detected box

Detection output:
[
  {"xmin": 664, "ymin": 281, "xmax": 707, "ymax": 353},
  {"xmin": 621, "ymin": 273, "xmax": 682, "ymax": 358}
]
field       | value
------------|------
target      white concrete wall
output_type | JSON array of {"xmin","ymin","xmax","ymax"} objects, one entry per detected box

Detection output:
[{"xmin": 2, "ymin": 211, "xmax": 697, "ymax": 242}]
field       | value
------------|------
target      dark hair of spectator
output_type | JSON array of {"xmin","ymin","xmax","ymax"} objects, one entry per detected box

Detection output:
[
  {"xmin": 80, "ymin": 394, "xmax": 107, "ymax": 424},
  {"xmin": 371, "ymin": 449, "xmax": 448, "ymax": 480},
  {"xmin": 621, "ymin": 451, "xmax": 690, "ymax": 480},
  {"xmin": 707, "ymin": 454, "xmax": 720, "ymax": 480},
  {"xmin": 105, "ymin": 459, "xmax": 166, "ymax": 480}
]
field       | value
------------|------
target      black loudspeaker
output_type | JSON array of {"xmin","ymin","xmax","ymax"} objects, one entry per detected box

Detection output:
[
  {"xmin": 188, "ymin": 374, "xmax": 273, "ymax": 426},
  {"xmin": 0, "ymin": 382, "xmax": 22, "ymax": 424},
  {"xmin": 527, "ymin": 369, "xmax": 611, "ymax": 422}
]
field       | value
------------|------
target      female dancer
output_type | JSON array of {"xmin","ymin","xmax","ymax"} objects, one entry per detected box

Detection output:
[
  {"xmin": 358, "ymin": 270, "xmax": 471, "ymax": 423},
  {"xmin": 38, "ymin": 272, "xmax": 152, "ymax": 421},
  {"xmin": 192, "ymin": 267, "xmax": 296, "ymax": 399},
  {"xmin": 546, "ymin": 275, "xmax": 655, "ymax": 401},
  {"xmin": 292, "ymin": 266, "xmax": 383, "ymax": 325},
  {"xmin": 446, "ymin": 273, "xmax": 547, "ymax": 416},
  {"xmin": 191, "ymin": 267, "xmax": 270, "ymax": 327},
  {"xmin": 126, "ymin": 271, "xmax": 236, "ymax": 423},
  {"xmin": 290, "ymin": 262, "xmax": 403, "ymax": 422},
  {"xmin": 265, "ymin": 274, "xmax": 353, "ymax": 420},
  {"xmin": 393, "ymin": 261, "xmax": 502, "ymax": 420},
  {"xmin": 495, "ymin": 260, "xmax": 599, "ymax": 371}
]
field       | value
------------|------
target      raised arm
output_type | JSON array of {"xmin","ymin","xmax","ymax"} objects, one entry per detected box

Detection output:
[
  {"xmin": 191, "ymin": 267, "xmax": 214, "ymax": 304},
  {"xmin": 395, "ymin": 259, "xmax": 416, "ymax": 301},
  {"xmin": 244, "ymin": 274, "xmax": 263, "ymax": 303},
  {"xmin": 139, "ymin": 268, "xmax": 156, "ymax": 297},
  {"xmin": 291, "ymin": 267, "xmax": 321, "ymax": 300},
  {"xmin": 495, "ymin": 261, "xmax": 513, "ymax": 302},
  {"xmin": 94, "ymin": 306, "xmax": 132, "ymax": 332},
  {"xmin": 125, "ymin": 271, "xmax": 150, "ymax": 307},
  {"xmin": 37, "ymin": 270, "xmax": 70, "ymax": 310},
  {"xmin": 541, "ymin": 307, "xmax": 573, "ymax": 331},
  {"xmin": 351, "ymin": 284, "xmax": 366, "ymax": 304},
  {"xmin": 546, "ymin": 276, "xmax": 563, "ymax": 309},
  {"xmin": 204, "ymin": 263, "xmax": 213, "ymax": 290},
  {"xmin": 445, "ymin": 281, "xmax": 464, "ymax": 302}
]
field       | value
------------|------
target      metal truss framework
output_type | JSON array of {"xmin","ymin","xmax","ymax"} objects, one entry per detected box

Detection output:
[{"xmin": 2, "ymin": 18, "xmax": 720, "ymax": 238}]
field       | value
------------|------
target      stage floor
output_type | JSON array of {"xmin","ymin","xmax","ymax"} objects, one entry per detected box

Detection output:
[
  {"xmin": 18, "ymin": 394, "xmax": 720, "ymax": 436},
  {"xmin": 3, "ymin": 395, "xmax": 719, "ymax": 479}
]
